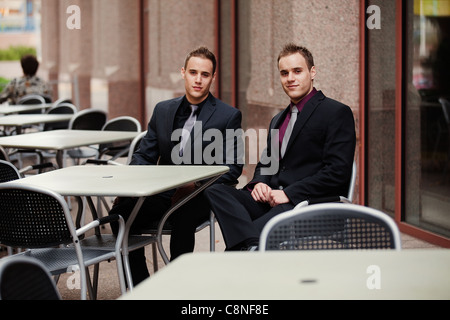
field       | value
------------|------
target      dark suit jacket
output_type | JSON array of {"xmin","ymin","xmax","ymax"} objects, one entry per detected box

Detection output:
[
  {"xmin": 131, "ymin": 94, "xmax": 243, "ymax": 186},
  {"xmin": 248, "ymin": 90, "xmax": 356, "ymax": 205}
]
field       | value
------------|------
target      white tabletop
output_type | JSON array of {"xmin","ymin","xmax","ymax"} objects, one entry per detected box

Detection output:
[
  {"xmin": 0, "ymin": 103, "xmax": 52, "ymax": 115},
  {"xmin": 120, "ymin": 249, "xmax": 450, "ymax": 300},
  {"xmin": 8, "ymin": 164, "xmax": 230, "ymax": 197},
  {"xmin": 0, "ymin": 129, "xmax": 138, "ymax": 151},
  {"xmin": 0, "ymin": 114, "xmax": 73, "ymax": 127}
]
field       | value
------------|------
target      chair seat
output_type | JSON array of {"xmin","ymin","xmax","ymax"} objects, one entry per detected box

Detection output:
[
  {"xmin": 79, "ymin": 234, "xmax": 157, "ymax": 253},
  {"xmin": 140, "ymin": 219, "xmax": 210, "ymax": 236},
  {"xmin": 21, "ymin": 247, "xmax": 118, "ymax": 275}
]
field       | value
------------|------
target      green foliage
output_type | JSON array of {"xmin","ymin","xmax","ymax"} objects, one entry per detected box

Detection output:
[
  {"xmin": 0, "ymin": 46, "xmax": 37, "ymax": 61},
  {"xmin": 0, "ymin": 76, "xmax": 10, "ymax": 92}
]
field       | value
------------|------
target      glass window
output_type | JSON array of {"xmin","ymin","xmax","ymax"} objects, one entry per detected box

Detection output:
[
  {"xmin": 405, "ymin": 0, "xmax": 450, "ymax": 237},
  {"xmin": 366, "ymin": 0, "xmax": 398, "ymax": 217}
]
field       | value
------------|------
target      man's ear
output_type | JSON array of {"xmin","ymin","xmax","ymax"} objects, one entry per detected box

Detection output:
[
  {"xmin": 181, "ymin": 67, "xmax": 186, "ymax": 79},
  {"xmin": 310, "ymin": 66, "xmax": 316, "ymax": 80}
]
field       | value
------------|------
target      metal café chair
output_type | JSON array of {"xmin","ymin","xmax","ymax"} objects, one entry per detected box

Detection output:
[
  {"xmin": 0, "ymin": 256, "xmax": 61, "ymax": 300},
  {"xmin": 0, "ymin": 183, "xmax": 127, "ymax": 300},
  {"xmin": 66, "ymin": 108, "xmax": 108, "ymax": 165},
  {"xmin": 97, "ymin": 116, "xmax": 142, "ymax": 162}
]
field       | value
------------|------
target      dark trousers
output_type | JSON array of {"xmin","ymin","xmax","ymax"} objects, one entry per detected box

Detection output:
[
  {"xmin": 204, "ymin": 184, "xmax": 294, "ymax": 250},
  {"xmin": 109, "ymin": 190, "xmax": 210, "ymax": 286}
]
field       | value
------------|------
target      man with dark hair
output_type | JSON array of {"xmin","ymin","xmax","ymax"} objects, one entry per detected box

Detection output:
[
  {"xmin": 0, "ymin": 55, "xmax": 52, "ymax": 104},
  {"xmin": 205, "ymin": 43, "xmax": 356, "ymax": 251},
  {"xmin": 109, "ymin": 46, "xmax": 243, "ymax": 285}
]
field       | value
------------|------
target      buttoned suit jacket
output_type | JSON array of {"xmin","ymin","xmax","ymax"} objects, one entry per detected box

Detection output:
[
  {"xmin": 131, "ymin": 93, "xmax": 243, "ymax": 186},
  {"xmin": 248, "ymin": 90, "xmax": 356, "ymax": 205}
]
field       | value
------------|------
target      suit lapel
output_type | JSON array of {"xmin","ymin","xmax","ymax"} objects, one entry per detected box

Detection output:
[
  {"xmin": 166, "ymin": 96, "xmax": 183, "ymax": 143},
  {"xmin": 284, "ymin": 91, "xmax": 325, "ymax": 155}
]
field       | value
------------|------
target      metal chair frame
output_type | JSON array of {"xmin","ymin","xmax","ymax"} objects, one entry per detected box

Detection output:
[
  {"xmin": 259, "ymin": 202, "xmax": 402, "ymax": 251},
  {"xmin": 0, "ymin": 183, "xmax": 127, "ymax": 299}
]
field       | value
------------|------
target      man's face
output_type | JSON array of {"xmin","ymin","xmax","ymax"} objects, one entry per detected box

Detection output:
[
  {"xmin": 278, "ymin": 53, "xmax": 316, "ymax": 104},
  {"xmin": 181, "ymin": 56, "xmax": 216, "ymax": 105}
]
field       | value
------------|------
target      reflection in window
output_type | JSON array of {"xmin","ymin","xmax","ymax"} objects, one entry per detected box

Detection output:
[
  {"xmin": 366, "ymin": 0, "xmax": 397, "ymax": 217},
  {"xmin": 406, "ymin": 0, "xmax": 450, "ymax": 237}
]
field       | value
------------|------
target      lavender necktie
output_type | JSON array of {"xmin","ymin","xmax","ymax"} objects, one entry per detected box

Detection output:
[{"xmin": 179, "ymin": 104, "xmax": 198, "ymax": 156}]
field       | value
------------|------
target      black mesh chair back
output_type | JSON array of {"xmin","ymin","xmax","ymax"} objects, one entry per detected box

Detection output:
[
  {"xmin": 0, "ymin": 256, "xmax": 61, "ymax": 300},
  {"xmin": 16, "ymin": 94, "xmax": 46, "ymax": 114},
  {"xmin": 67, "ymin": 109, "xmax": 108, "ymax": 163},
  {"xmin": 44, "ymin": 103, "xmax": 77, "ymax": 131},
  {"xmin": 260, "ymin": 203, "xmax": 401, "ymax": 251},
  {"xmin": 0, "ymin": 160, "xmax": 21, "ymax": 182},
  {"xmin": 0, "ymin": 186, "xmax": 73, "ymax": 249},
  {"xmin": 68, "ymin": 108, "xmax": 107, "ymax": 131}
]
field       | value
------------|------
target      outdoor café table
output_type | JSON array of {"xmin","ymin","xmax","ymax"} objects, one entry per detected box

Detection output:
[
  {"xmin": 119, "ymin": 249, "xmax": 450, "ymax": 300},
  {"xmin": 0, "ymin": 114, "xmax": 74, "ymax": 134},
  {"xmin": 0, "ymin": 129, "xmax": 139, "ymax": 167},
  {"xmin": 7, "ymin": 164, "xmax": 229, "ymax": 290},
  {"xmin": 0, "ymin": 103, "xmax": 52, "ymax": 115}
]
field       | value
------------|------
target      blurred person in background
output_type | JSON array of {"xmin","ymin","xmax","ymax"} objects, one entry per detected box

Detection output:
[{"xmin": 0, "ymin": 54, "xmax": 52, "ymax": 104}]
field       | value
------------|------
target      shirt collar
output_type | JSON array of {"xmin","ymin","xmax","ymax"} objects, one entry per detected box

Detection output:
[{"xmin": 291, "ymin": 87, "xmax": 318, "ymax": 112}]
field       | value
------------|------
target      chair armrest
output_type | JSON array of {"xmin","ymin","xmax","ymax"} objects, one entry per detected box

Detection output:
[
  {"xmin": 83, "ymin": 159, "xmax": 123, "ymax": 166},
  {"xmin": 76, "ymin": 214, "xmax": 124, "ymax": 237},
  {"xmin": 19, "ymin": 162, "xmax": 55, "ymax": 174},
  {"xmin": 295, "ymin": 196, "xmax": 351, "ymax": 209},
  {"xmin": 85, "ymin": 159, "xmax": 109, "ymax": 165}
]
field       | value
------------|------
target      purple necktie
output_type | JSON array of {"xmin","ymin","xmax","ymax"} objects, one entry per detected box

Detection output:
[{"xmin": 280, "ymin": 105, "xmax": 298, "ymax": 158}]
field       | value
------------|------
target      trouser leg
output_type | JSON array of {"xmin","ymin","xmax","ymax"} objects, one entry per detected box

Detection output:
[
  {"xmin": 169, "ymin": 193, "xmax": 210, "ymax": 260},
  {"xmin": 204, "ymin": 184, "xmax": 268, "ymax": 249}
]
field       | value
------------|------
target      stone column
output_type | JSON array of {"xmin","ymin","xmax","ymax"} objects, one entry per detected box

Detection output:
[
  {"xmin": 91, "ymin": 0, "xmax": 141, "ymax": 120},
  {"xmin": 146, "ymin": 0, "xmax": 217, "ymax": 117},
  {"xmin": 58, "ymin": 0, "xmax": 93, "ymax": 109},
  {"xmin": 40, "ymin": 0, "xmax": 60, "ymax": 101}
]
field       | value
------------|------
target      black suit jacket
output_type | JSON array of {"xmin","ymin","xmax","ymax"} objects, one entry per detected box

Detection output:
[
  {"xmin": 131, "ymin": 94, "xmax": 243, "ymax": 186},
  {"xmin": 248, "ymin": 90, "xmax": 356, "ymax": 205}
]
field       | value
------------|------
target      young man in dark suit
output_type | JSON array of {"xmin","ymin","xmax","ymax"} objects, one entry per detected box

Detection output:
[
  {"xmin": 205, "ymin": 43, "xmax": 356, "ymax": 251},
  {"xmin": 110, "ymin": 47, "xmax": 243, "ymax": 285}
]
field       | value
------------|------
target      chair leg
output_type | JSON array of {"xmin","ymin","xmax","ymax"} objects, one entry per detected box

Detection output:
[
  {"xmin": 209, "ymin": 211, "xmax": 215, "ymax": 252},
  {"xmin": 152, "ymin": 243, "xmax": 159, "ymax": 272},
  {"xmin": 86, "ymin": 266, "xmax": 96, "ymax": 300},
  {"xmin": 92, "ymin": 264, "xmax": 100, "ymax": 299}
]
